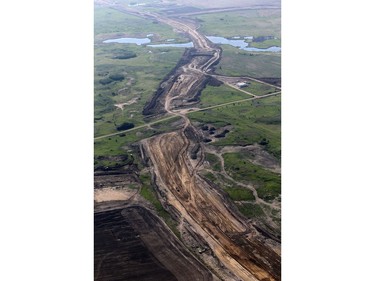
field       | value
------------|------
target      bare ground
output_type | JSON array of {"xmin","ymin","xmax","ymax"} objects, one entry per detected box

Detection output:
[{"xmin": 142, "ymin": 128, "xmax": 280, "ymax": 280}]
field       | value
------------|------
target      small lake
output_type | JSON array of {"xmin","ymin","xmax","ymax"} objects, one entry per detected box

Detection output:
[
  {"xmin": 206, "ymin": 36, "xmax": 281, "ymax": 52},
  {"xmin": 103, "ymin": 37, "xmax": 151, "ymax": 45},
  {"xmin": 103, "ymin": 37, "xmax": 194, "ymax": 48},
  {"xmin": 148, "ymin": 42, "xmax": 194, "ymax": 48}
]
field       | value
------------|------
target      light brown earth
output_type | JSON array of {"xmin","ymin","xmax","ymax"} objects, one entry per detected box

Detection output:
[
  {"xmin": 143, "ymin": 129, "xmax": 280, "ymax": 280},
  {"xmin": 94, "ymin": 188, "xmax": 136, "ymax": 202}
]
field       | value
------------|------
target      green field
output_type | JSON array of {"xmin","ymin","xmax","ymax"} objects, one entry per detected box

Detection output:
[
  {"xmin": 94, "ymin": 115, "xmax": 182, "ymax": 157},
  {"xmin": 193, "ymin": 9, "xmax": 281, "ymax": 38},
  {"xmin": 198, "ymin": 84, "xmax": 250, "ymax": 107},
  {"xmin": 189, "ymin": 95, "xmax": 281, "ymax": 158},
  {"xmin": 204, "ymin": 153, "xmax": 222, "ymax": 172},
  {"xmin": 201, "ymin": 170, "xmax": 256, "ymax": 202},
  {"xmin": 237, "ymin": 202, "xmax": 266, "ymax": 218},
  {"xmin": 201, "ymin": 169, "xmax": 269, "ymax": 220},
  {"xmin": 224, "ymin": 186, "xmax": 256, "ymax": 201},
  {"xmin": 215, "ymin": 45, "xmax": 281, "ymax": 78},
  {"xmin": 238, "ymin": 80, "xmax": 280, "ymax": 96},
  {"xmin": 94, "ymin": 44, "xmax": 184, "ymax": 137},
  {"xmin": 223, "ymin": 152, "xmax": 281, "ymax": 202},
  {"xmin": 95, "ymin": 7, "xmax": 188, "ymax": 43},
  {"xmin": 249, "ymin": 38, "xmax": 281, "ymax": 48}
]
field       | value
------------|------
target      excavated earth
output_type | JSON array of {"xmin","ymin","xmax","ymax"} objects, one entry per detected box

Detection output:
[
  {"xmin": 143, "ymin": 48, "xmax": 220, "ymax": 117},
  {"xmin": 142, "ymin": 127, "xmax": 281, "ymax": 281}
]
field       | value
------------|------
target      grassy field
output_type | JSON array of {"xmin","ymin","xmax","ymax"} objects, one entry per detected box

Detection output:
[
  {"xmin": 224, "ymin": 186, "xmax": 255, "ymax": 201},
  {"xmin": 249, "ymin": 38, "xmax": 281, "ymax": 48},
  {"xmin": 94, "ymin": 115, "xmax": 182, "ymax": 157},
  {"xmin": 239, "ymin": 80, "xmax": 280, "ymax": 96},
  {"xmin": 200, "ymin": 170, "xmax": 269, "ymax": 223},
  {"xmin": 189, "ymin": 95, "xmax": 281, "ymax": 158},
  {"xmin": 201, "ymin": 170, "xmax": 256, "ymax": 202},
  {"xmin": 193, "ymin": 9, "xmax": 281, "ymax": 38},
  {"xmin": 95, "ymin": 6, "xmax": 188, "ymax": 43},
  {"xmin": 204, "ymin": 153, "xmax": 222, "ymax": 172},
  {"xmin": 223, "ymin": 152, "xmax": 281, "ymax": 202},
  {"xmin": 215, "ymin": 45, "xmax": 281, "ymax": 78},
  {"xmin": 237, "ymin": 202, "xmax": 266, "ymax": 218},
  {"xmin": 198, "ymin": 84, "xmax": 250, "ymax": 107},
  {"xmin": 94, "ymin": 5, "xmax": 187, "ymax": 138},
  {"xmin": 200, "ymin": 169, "xmax": 274, "ymax": 224},
  {"xmin": 94, "ymin": 44, "xmax": 184, "ymax": 137}
]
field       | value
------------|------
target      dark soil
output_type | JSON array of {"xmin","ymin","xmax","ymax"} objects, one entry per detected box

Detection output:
[{"xmin": 94, "ymin": 209, "xmax": 177, "ymax": 281}]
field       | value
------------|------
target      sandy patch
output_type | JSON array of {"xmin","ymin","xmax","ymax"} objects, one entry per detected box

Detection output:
[
  {"xmin": 114, "ymin": 97, "xmax": 139, "ymax": 110},
  {"xmin": 94, "ymin": 188, "xmax": 136, "ymax": 202}
]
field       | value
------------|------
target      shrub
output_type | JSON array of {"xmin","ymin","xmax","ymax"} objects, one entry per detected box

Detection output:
[
  {"xmin": 112, "ymin": 50, "xmax": 137, "ymax": 60},
  {"xmin": 116, "ymin": 122, "xmax": 134, "ymax": 131},
  {"xmin": 109, "ymin": 73, "xmax": 125, "ymax": 81},
  {"xmin": 99, "ymin": 78, "xmax": 112, "ymax": 85}
]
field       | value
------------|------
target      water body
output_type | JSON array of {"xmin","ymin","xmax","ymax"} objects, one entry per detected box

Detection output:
[
  {"xmin": 103, "ymin": 37, "xmax": 151, "ymax": 45},
  {"xmin": 103, "ymin": 37, "xmax": 193, "ymax": 48},
  {"xmin": 148, "ymin": 42, "xmax": 194, "ymax": 48},
  {"xmin": 206, "ymin": 36, "xmax": 281, "ymax": 52},
  {"xmin": 103, "ymin": 36, "xmax": 279, "ymax": 51}
]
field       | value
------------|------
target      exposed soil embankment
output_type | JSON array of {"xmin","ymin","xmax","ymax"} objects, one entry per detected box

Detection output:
[
  {"xmin": 142, "ymin": 48, "xmax": 194, "ymax": 117},
  {"xmin": 143, "ymin": 127, "xmax": 281, "ymax": 281},
  {"xmin": 143, "ymin": 49, "xmax": 218, "ymax": 117}
]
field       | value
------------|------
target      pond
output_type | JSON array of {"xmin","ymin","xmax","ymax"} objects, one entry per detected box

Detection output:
[
  {"xmin": 206, "ymin": 36, "xmax": 281, "ymax": 52},
  {"xmin": 103, "ymin": 37, "xmax": 194, "ymax": 48},
  {"xmin": 147, "ymin": 42, "xmax": 194, "ymax": 48},
  {"xmin": 103, "ymin": 37, "xmax": 151, "ymax": 45}
]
